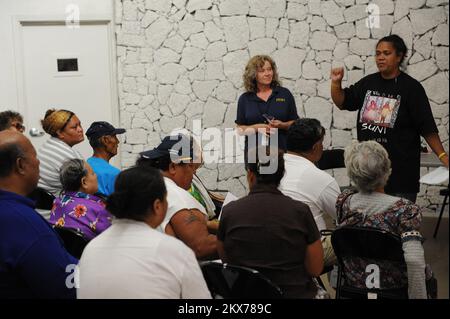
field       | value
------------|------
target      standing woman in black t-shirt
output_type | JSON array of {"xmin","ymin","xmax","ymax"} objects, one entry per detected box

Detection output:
[
  {"xmin": 236, "ymin": 55, "xmax": 299, "ymax": 162},
  {"xmin": 330, "ymin": 34, "xmax": 448, "ymax": 202}
]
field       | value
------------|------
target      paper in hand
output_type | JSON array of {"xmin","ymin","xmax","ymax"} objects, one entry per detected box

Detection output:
[
  {"xmin": 419, "ymin": 166, "xmax": 449, "ymax": 185},
  {"xmin": 218, "ymin": 192, "xmax": 239, "ymax": 220}
]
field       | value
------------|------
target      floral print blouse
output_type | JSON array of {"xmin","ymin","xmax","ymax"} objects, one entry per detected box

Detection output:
[
  {"xmin": 335, "ymin": 189, "xmax": 423, "ymax": 290},
  {"xmin": 49, "ymin": 191, "xmax": 112, "ymax": 241}
]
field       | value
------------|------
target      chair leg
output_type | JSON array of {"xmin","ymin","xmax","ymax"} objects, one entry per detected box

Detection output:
[
  {"xmin": 335, "ymin": 267, "xmax": 342, "ymax": 299},
  {"xmin": 433, "ymin": 195, "xmax": 448, "ymax": 238}
]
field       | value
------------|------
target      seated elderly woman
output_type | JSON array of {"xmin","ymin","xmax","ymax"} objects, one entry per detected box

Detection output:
[
  {"xmin": 49, "ymin": 159, "xmax": 112, "ymax": 241},
  {"xmin": 337, "ymin": 141, "xmax": 428, "ymax": 299},
  {"xmin": 77, "ymin": 166, "xmax": 211, "ymax": 298},
  {"xmin": 38, "ymin": 109, "xmax": 84, "ymax": 196}
]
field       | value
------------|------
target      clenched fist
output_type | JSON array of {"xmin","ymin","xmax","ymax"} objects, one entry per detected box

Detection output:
[{"xmin": 330, "ymin": 67, "xmax": 344, "ymax": 83}]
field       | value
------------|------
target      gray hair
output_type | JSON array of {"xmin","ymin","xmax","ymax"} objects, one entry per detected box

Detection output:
[
  {"xmin": 59, "ymin": 158, "xmax": 88, "ymax": 192},
  {"xmin": 344, "ymin": 141, "xmax": 391, "ymax": 193}
]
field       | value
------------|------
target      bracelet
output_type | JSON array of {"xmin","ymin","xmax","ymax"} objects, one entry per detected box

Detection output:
[{"xmin": 438, "ymin": 152, "xmax": 447, "ymax": 160}]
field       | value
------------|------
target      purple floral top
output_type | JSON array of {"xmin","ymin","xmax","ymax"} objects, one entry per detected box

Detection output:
[
  {"xmin": 49, "ymin": 191, "xmax": 112, "ymax": 241},
  {"xmin": 336, "ymin": 189, "xmax": 423, "ymax": 289}
]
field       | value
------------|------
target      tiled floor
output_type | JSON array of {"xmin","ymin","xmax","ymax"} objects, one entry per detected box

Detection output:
[{"xmin": 422, "ymin": 216, "xmax": 448, "ymax": 299}]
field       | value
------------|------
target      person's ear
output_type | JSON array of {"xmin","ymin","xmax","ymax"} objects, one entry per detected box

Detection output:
[
  {"xmin": 168, "ymin": 162, "xmax": 178, "ymax": 175},
  {"xmin": 80, "ymin": 176, "xmax": 88, "ymax": 189},
  {"xmin": 152, "ymin": 197, "xmax": 167, "ymax": 223},
  {"xmin": 153, "ymin": 198, "xmax": 164, "ymax": 215},
  {"xmin": 56, "ymin": 129, "xmax": 64, "ymax": 140},
  {"xmin": 16, "ymin": 157, "xmax": 26, "ymax": 175},
  {"xmin": 246, "ymin": 169, "xmax": 256, "ymax": 186},
  {"xmin": 100, "ymin": 136, "xmax": 109, "ymax": 147}
]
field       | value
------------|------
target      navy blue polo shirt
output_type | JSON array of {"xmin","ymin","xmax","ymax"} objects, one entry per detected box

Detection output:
[
  {"xmin": 0, "ymin": 189, "xmax": 77, "ymax": 298},
  {"xmin": 236, "ymin": 86, "xmax": 299, "ymax": 152}
]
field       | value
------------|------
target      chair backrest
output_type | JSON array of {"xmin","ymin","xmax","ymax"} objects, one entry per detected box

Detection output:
[
  {"xmin": 27, "ymin": 187, "xmax": 55, "ymax": 210},
  {"xmin": 54, "ymin": 226, "xmax": 89, "ymax": 259},
  {"xmin": 317, "ymin": 149, "xmax": 345, "ymax": 170},
  {"xmin": 331, "ymin": 226, "xmax": 408, "ymax": 299},
  {"xmin": 200, "ymin": 261, "xmax": 283, "ymax": 299}
]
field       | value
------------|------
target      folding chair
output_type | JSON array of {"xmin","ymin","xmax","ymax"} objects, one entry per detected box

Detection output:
[
  {"xmin": 317, "ymin": 149, "xmax": 345, "ymax": 170},
  {"xmin": 27, "ymin": 187, "xmax": 55, "ymax": 210},
  {"xmin": 54, "ymin": 226, "xmax": 89, "ymax": 259},
  {"xmin": 331, "ymin": 226, "xmax": 408, "ymax": 299},
  {"xmin": 433, "ymin": 184, "xmax": 449, "ymax": 238},
  {"xmin": 199, "ymin": 261, "xmax": 283, "ymax": 299}
]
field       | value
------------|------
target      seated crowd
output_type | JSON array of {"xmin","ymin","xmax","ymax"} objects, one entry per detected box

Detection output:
[{"xmin": 0, "ymin": 109, "xmax": 436, "ymax": 299}]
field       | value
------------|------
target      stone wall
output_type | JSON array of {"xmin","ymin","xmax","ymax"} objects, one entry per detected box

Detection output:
[{"xmin": 115, "ymin": 0, "xmax": 449, "ymax": 211}]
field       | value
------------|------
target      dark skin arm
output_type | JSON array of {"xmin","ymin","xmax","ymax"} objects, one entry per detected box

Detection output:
[
  {"xmin": 168, "ymin": 208, "xmax": 218, "ymax": 260},
  {"xmin": 217, "ymin": 239, "xmax": 227, "ymax": 263},
  {"xmin": 423, "ymin": 132, "xmax": 449, "ymax": 168},
  {"xmin": 304, "ymin": 239, "xmax": 324, "ymax": 277}
]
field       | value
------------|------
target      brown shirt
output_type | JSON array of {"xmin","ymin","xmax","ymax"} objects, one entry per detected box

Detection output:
[{"xmin": 218, "ymin": 184, "xmax": 320, "ymax": 298}]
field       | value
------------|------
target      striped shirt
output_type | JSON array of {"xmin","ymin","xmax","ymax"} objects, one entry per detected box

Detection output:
[{"xmin": 38, "ymin": 137, "xmax": 83, "ymax": 196}]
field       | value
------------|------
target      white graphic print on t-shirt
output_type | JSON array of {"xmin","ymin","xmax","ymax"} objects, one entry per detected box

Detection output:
[{"xmin": 359, "ymin": 90, "xmax": 401, "ymax": 129}]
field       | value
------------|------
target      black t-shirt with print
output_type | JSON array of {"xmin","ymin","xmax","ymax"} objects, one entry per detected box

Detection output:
[
  {"xmin": 342, "ymin": 72, "xmax": 438, "ymax": 193},
  {"xmin": 236, "ymin": 86, "xmax": 299, "ymax": 154}
]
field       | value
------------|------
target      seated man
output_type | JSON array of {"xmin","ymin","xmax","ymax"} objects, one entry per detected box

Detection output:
[
  {"xmin": 0, "ymin": 110, "xmax": 25, "ymax": 133},
  {"xmin": 0, "ymin": 131, "xmax": 77, "ymax": 298},
  {"xmin": 137, "ymin": 134, "xmax": 217, "ymax": 260},
  {"xmin": 218, "ymin": 147, "xmax": 323, "ymax": 298},
  {"xmin": 279, "ymin": 118, "xmax": 340, "ymax": 266},
  {"xmin": 85, "ymin": 121, "xmax": 126, "ymax": 196}
]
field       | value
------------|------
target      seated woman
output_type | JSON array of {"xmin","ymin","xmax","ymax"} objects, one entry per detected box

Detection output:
[
  {"xmin": 38, "ymin": 109, "xmax": 84, "ymax": 196},
  {"xmin": 337, "ymin": 141, "xmax": 428, "ymax": 299},
  {"xmin": 77, "ymin": 166, "xmax": 211, "ymax": 299},
  {"xmin": 217, "ymin": 147, "xmax": 324, "ymax": 298},
  {"xmin": 49, "ymin": 159, "xmax": 112, "ymax": 241}
]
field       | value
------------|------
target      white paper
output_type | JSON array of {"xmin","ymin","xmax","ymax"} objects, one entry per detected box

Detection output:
[
  {"xmin": 419, "ymin": 166, "xmax": 449, "ymax": 185},
  {"xmin": 218, "ymin": 192, "xmax": 239, "ymax": 220}
]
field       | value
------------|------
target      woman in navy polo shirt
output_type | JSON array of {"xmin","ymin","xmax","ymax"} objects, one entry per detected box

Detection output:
[{"xmin": 236, "ymin": 55, "xmax": 299, "ymax": 162}]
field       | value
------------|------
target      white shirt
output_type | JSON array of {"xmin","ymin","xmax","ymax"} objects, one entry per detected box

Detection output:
[
  {"xmin": 38, "ymin": 137, "xmax": 83, "ymax": 196},
  {"xmin": 77, "ymin": 219, "xmax": 211, "ymax": 299},
  {"xmin": 279, "ymin": 153, "xmax": 340, "ymax": 231},
  {"xmin": 159, "ymin": 177, "xmax": 208, "ymax": 233}
]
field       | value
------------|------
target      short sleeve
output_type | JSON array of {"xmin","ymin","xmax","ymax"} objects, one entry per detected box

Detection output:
[
  {"xmin": 286, "ymin": 88, "xmax": 299, "ymax": 120},
  {"xmin": 300, "ymin": 203, "xmax": 321, "ymax": 244},
  {"xmin": 216, "ymin": 206, "xmax": 229, "ymax": 242},
  {"xmin": 397, "ymin": 200, "xmax": 423, "ymax": 242},
  {"xmin": 407, "ymin": 82, "xmax": 438, "ymax": 136},
  {"xmin": 342, "ymin": 79, "xmax": 366, "ymax": 112},
  {"xmin": 235, "ymin": 94, "xmax": 247, "ymax": 125}
]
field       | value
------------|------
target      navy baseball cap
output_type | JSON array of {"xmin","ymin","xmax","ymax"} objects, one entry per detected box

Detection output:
[
  {"xmin": 140, "ymin": 134, "xmax": 193, "ymax": 163},
  {"xmin": 86, "ymin": 121, "xmax": 126, "ymax": 140}
]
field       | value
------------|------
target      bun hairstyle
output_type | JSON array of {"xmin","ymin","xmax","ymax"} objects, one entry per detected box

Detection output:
[
  {"xmin": 41, "ymin": 109, "xmax": 74, "ymax": 137},
  {"xmin": 106, "ymin": 166, "xmax": 167, "ymax": 221}
]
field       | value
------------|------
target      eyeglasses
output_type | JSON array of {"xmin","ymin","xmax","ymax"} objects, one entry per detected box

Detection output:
[{"xmin": 11, "ymin": 122, "xmax": 25, "ymax": 132}]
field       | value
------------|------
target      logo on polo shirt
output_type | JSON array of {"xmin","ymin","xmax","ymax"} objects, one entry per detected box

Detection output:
[{"xmin": 276, "ymin": 98, "xmax": 285, "ymax": 102}]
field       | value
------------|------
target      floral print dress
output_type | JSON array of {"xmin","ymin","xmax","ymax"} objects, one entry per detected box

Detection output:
[
  {"xmin": 50, "ymin": 191, "xmax": 112, "ymax": 241},
  {"xmin": 335, "ymin": 189, "xmax": 423, "ymax": 290}
]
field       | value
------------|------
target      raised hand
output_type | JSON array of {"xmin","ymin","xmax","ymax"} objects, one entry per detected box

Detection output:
[{"xmin": 330, "ymin": 67, "xmax": 344, "ymax": 83}]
